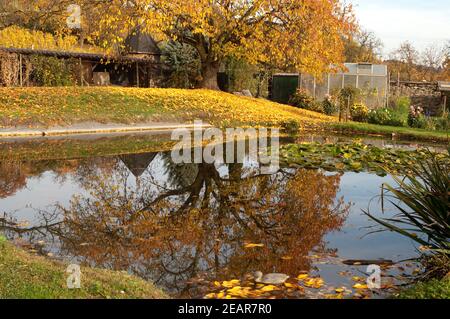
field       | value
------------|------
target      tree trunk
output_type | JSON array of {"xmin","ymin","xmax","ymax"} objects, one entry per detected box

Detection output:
[{"xmin": 199, "ymin": 61, "xmax": 220, "ymax": 90}]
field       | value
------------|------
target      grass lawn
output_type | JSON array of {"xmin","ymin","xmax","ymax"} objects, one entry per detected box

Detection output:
[
  {"xmin": 395, "ymin": 279, "xmax": 450, "ymax": 299},
  {"xmin": 332, "ymin": 122, "xmax": 450, "ymax": 144},
  {"xmin": 0, "ymin": 87, "xmax": 332, "ymax": 129},
  {"xmin": 0, "ymin": 238, "xmax": 168, "ymax": 299}
]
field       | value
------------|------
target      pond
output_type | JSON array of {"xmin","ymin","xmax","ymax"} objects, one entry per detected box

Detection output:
[{"xmin": 0, "ymin": 132, "xmax": 444, "ymax": 299}]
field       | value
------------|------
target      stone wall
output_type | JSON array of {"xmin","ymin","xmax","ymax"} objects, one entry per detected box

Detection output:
[{"xmin": 390, "ymin": 81, "xmax": 444, "ymax": 116}]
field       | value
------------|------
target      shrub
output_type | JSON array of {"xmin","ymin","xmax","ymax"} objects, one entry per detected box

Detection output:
[
  {"xmin": 280, "ymin": 119, "xmax": 301, "ymax": 134},
  {"xmin": 322, "ymin": 95, "xmax": 338, "ymax": 115},
  {"xmin": 350, "ymin": 103, "xmax": 369, "ymax": 122},
  {"xmin": 30, "ymin": 56, "xmax": 77, "ymax": 86},
  {"xmin": 395, "ymin": 96, "xmax": 411, "ymax": 112},
  {"xmin": 161, "ymin": 41, "xmax": 201, "ymax": 88},
  {"xmin": 434, "ymin": 114, "xmax": 450, "ymax": 131},
  {"xmin": 385, "ymin": 116, "xmax": 407, "ymax": 127},
  {"xmin": 338, "ymin": 87, "xmax": 361, "ymax": 108},
  {"xmin": 368, "ymin": 108, "xmax": 407, "ymax": 127},
  {"xmin": 409, "ymin": 114, "xmax": 435, "ymax": 130},
  {"xmin": 408, "ymin": 106, "xmax": 424, "ymax": 127},
  {"xmin": 289, "ymin": 89, "xmax": 315, "ymax": 110},
  {"xmin": 396, "ymin": 278, "xmax": 450, "ymax": 299},
  {"xmin": 408, "ymin": 106, "xmax": 449, "ymax": 131},
  {"xmin": 368, "ymin": 108, "xmax": 392, "ymax": 125},
  {"xmin": 365, "ymin": 152, "xmax": 450, "ymax": 256}
]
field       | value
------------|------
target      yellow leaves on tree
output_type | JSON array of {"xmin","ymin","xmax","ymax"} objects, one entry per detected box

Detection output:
[
  {"xmin": 0, "ymin": 26, "xmax": 105, "ymax": 54},
  {"xmin": 90, "ymin": 0, "xmax": 357, "ymax": 89}
]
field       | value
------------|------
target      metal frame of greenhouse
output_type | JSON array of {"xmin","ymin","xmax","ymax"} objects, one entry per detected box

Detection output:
[{"xmin": 298, "ymin": 63, "xmax": 389, "ymax": 108}]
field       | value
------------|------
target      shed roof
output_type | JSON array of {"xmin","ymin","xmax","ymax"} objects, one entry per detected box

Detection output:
[
  {"xmin": 0, "ymin": 46, "xmax": 160, "ymax": 63},
  {"xmin": 125, "ymin": 27, "xmax": 161, "ymax": 55}
]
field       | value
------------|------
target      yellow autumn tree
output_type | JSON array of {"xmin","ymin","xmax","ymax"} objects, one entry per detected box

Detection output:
[{"xmin": 85, "ymin": 0, "xmax": 356, "ymax": 89}]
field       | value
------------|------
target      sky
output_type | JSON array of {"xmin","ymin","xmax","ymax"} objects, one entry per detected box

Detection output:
[{"xmin": 350, "ymin": 0, "xmax": 450, "ymax": 57}]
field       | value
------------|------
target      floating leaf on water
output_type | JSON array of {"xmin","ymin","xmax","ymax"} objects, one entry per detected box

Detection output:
[
  {"xmin": 222, "ymin": 279, "xmax": 240, "ymax": 288},
  {"xmin": 353, "ymin": 283, "xmax": 369, "ymax": 289},
  {"xmin": 297, "ymin": 274, "xmax": 309, "ymax": 280},
  {"xmin": 260, "ymin": 285, "xmax": 279, "ymax": 292},
  {"xmin": 304, "ymin": 278, "xmax": 324, "ymax": 289}
]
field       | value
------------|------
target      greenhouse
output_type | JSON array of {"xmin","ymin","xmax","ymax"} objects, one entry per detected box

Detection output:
[{"xmin": 271, "ymin": 63, "xmax": 389, "ymax": 108}]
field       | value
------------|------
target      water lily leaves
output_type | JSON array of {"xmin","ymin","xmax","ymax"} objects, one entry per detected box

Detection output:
[
  {"xmin": 350, "ymin": 161, "xmax": 362, "ymax": 171},
  {"xmin": 343, "ymin": 153, "xmax": 352, "ymax": 159},
  {"xmin": 279, "ymin": 141, "xmax": 449, "ymax": 175}
]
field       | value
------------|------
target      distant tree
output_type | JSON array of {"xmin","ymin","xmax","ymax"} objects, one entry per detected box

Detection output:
[
  {"xmin": 344, "ymin": 29, "xmax": 383, "ymax": 63},
  {"xmin": 0, "ymin": 0, "xmax": 72, "ymax": 32},
  {"xmin": 440, "ymin": 41, "xmax": 450, "ymax": 80},
  {"xmin": 421, "ymin": 44, "xmax": 446, "ymax": 81},
  {"xmin": 387, "ymin": 41, "xmax": 421, "ymax": 81}
]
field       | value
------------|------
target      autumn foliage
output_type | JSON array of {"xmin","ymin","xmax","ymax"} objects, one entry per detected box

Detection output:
[
  {"xmin": 0, "ymin": 26, "xmax": 105, "ymax": 54},
  {"xmin": 0, "ymin": 87, "xmax": 333, "ymax": 128},
  {"xmin": 87, "ymin": 0, "xmax": 357, "ymax": 89}
]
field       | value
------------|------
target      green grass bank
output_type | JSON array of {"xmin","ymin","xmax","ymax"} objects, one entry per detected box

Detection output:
[{"xmin": 0, "ymin": 238, "xmax": 168, "ymax": 299}]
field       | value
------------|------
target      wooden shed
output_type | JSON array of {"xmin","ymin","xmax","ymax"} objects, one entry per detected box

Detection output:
[
  {"xmin": 0, "ymin": 30, "xmax": 162, "ymax": 87},
  {"xmin": 437, "ymin": 82, "xmax": 450, "ymax": 113}
]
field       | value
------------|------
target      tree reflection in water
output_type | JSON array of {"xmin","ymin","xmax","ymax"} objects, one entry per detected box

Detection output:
[{"xmin": 0, "ymin": 150, "xmax": 350, "ymax": 297}]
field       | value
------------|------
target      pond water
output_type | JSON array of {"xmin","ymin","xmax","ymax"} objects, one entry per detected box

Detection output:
[{"xmin": 0, "ymin": 133, "xmax": 441, "ymax": 299}]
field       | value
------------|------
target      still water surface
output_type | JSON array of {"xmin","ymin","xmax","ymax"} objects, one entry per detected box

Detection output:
[{"xmin": 0, "ymin": 134, "xmax": 432, "ymax": 298}]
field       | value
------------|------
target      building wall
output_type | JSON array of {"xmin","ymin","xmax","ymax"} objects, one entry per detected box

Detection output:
[{"xmin": 389, "ymin": 81, "xmax": 443, "ymax": 115}]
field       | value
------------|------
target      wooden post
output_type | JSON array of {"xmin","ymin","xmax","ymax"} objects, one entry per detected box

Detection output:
[
  {"xmin": 79, "ymin": 58, "xmax": 83, "ymax": 86},
  {"xmin": 387, "ymin": 71, "xmax": 391, "ymax": 108},
  {"xmin": 443, "ymin": 95, "xmax": 447, "ymax": 115},
  {"xmin": 19, "ymin": 54, "xmax": 23, "ymax": 87},
  {"xmin": 346, "ymin": 96, "xmax": 350, "ymax": 122},
  {"xmin": 327, "ymin": 73, "xmax": 330, "ymax": 95},
  {"xmin": 313, "ymin": 76, "xmax": 316, "ymax": 99},
  {"xmin": 136, "ymin": 62, "xmax": 140, "ymax": 88}
]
